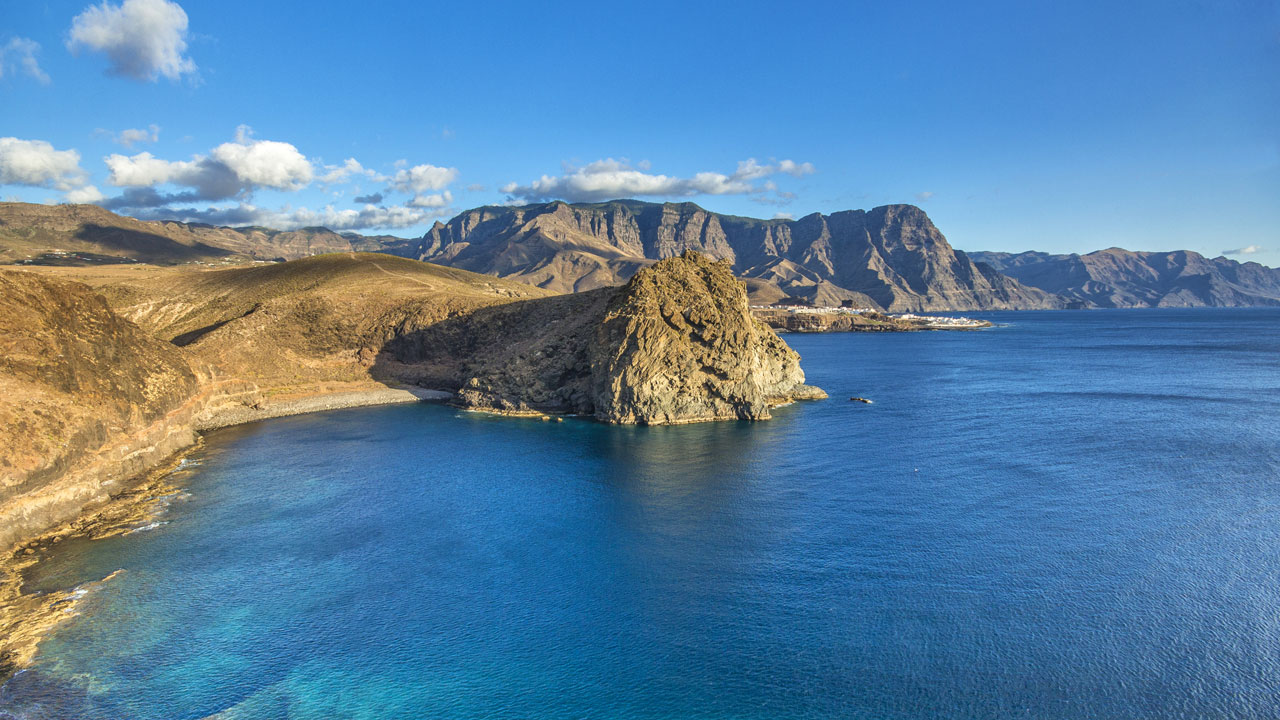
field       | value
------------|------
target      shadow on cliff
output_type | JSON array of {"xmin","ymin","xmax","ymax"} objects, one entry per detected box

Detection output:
[
  {"xmin": 369, "ymin": 290, "xmax": 612, "ymax": 413},
  {"xmin": 74, "ymin": 224, "xmax": 232, "ymax": 264}
]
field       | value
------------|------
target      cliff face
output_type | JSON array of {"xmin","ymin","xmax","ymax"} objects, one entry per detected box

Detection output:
[
  {"xmin": 971, "ymin": 248, "xmax": 1280, "ymax": 308},
  {"xmin": 387, "ymin": 252, "xmax": 824, "ymax": 423},
  {"xmin": 0, "ymin": 270, "xmax": 203, "ymax": 551},
  {"xmin": 415, "ymin": 200, "xmax": 1065, "ymax": 311}
]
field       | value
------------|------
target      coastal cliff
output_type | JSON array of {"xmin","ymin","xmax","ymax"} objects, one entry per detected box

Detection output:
[{"xmin": 0, "ymin": 270, "xmax": 205, "ymax": 552}]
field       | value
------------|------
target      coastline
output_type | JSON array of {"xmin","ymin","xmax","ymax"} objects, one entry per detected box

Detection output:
[{"xmin": 0, "ymin": 383, "xmax": 454, "ymax": 684}]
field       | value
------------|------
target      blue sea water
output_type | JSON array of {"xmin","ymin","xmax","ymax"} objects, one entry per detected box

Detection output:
[{"xmin": 3, "ymin": 309, "xmax": 1279, "ymax": 719}]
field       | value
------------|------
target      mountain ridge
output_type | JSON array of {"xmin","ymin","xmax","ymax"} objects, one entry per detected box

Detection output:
[
  {"xmin": 411, "ymin": 199, "xmax": 1065, "ymax": 311},
  {"xmin": 7, "ymin": 200, "xmax": 1276, "ymax": 310},
  {"xmin": 970, "ymin": 248, "xmax": 1280, "ymax": 308}
]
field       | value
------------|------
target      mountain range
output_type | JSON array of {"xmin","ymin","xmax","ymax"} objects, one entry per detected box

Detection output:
[
  {"xmin": 969, "ymin": 249, "xmax": 1280, "ymax": 308},
  {"xmin": 409, "ymin": 200, "xmax": 1063, "ymax": 311},
  {"xmin": 3, "ymin": 200, "xmax": 1277, "ymax": 310}
]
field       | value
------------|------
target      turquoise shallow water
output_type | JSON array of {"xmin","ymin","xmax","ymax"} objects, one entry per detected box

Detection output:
[{"xmin": 3, "ymin": 309, "xmax": 1280, "ymax": 719}]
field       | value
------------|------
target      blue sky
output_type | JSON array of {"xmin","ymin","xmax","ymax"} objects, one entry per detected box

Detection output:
[{"xmin": 2, "ymin": 0, "xmax": 1277, "ymax": 265}]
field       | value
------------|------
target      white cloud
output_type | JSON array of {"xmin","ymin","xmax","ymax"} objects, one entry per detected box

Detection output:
[
  {"xmin": 915, "ymin": 191, "xmax": 935, "ymax": 201},
  {"xmin": 104, "ymin": 127, "xmax": 312, "ymax": 202},
  {"xmin": 319, "ymin": 157, "xmax": 389, "ymax": 185},
  {"xmin": 408, "ymin": 190, "xmax": 453, "ymax": 208},
  {"xmin": 391, "ymin": 164, "xmax": 459, "ymax": 193},
  {"xmin": 67, "ymin": 0, "xmax": 196, "ymax": 82},
  {"xmin": 773, "ymin": 212, "xmax": 794, "ymax": 220},
  {"xmin": 1223, "ymin": 245, "xmax": 1263, "ymax": 255},
  {"xmin": 502, "ymin": 157, "xmax": 816, "ymax": 203},
  {"xmin": 0, "ymin": 37, "xmax": 50, "ymax": 84},
  {"xmin": 65, "ymin": 185, "xmax": 106, "ymax": 203},
  {"xmin": 0, "ymin": 137, "xmax": 89, "ymax": 191},
  {"xmin": 98, "ymin": 126, "xmax": 460, "ymax": 232},
  {"xmin": 209, "ymin": 136, "xmax": 312, "ymax": 190},
  {"xmin": 777, "ymin": 160, "xmax": 815, "ymax": 177},
  {"xmin": 115, "ymin": 124, "xmax": 160, "ymax": 147}
]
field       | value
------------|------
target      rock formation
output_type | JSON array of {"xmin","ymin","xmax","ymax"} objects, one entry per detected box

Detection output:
[
  {"xmin": 412, "ymin": 200, "xmax": 1066, "ymax": 311},
  {"xmin": 970, "ymin": 248, "xmax": 1280, "ymax": 308},
  {"xmin": 387, "ymin": 252, "xmax": 824, "ymax": 423}
]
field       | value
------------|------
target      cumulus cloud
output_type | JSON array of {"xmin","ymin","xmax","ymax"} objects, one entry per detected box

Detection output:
[
  {"xmin": 65, "ymin": 185, "xmax": 106, "ymax": 203},
  {"xmin": 408, "ymin": 190, "xmax": 452, "ymax": 208},
  {"xmin": 777, "ymin": 160, "xmax": 815, "ymax": 177},
  {"xmin": 67, "ymin": 0, "xmax": 196, "ymax": 82},
  {"xmin": 0, "ymin": 137, "xmax": 90, "ymax": 191},
  {"xmin": 210, "ymin": 135, "xmax": 312, "ymax": 190},
  {"xmin": 104, "ymin": 127, "xmax": 313, "ymax": 204},
  {"xmin": 0, "ymin": 37, "xmax": 50, "ymax": 84},
  {"xmin": 319, "ymin": 157, "xmax": 387, "ymax": 185},
  {"xmin": 126, "ymin": 201, "xmax": 450, "ymax": 231},
  {"xmin": 390, "ymin": 163, "xmax": 459, "ymax": 194},
  {"xmin": 1223, "ymin": 245, "xmax": 1263, "ymax": 255},
  {"xmin": 98, "ymin": 126, "xmax": 459, "ymax": 232},
  {"xmin": 773, "ymin": 212, "xmax": 794, "ymax": 220},
  {"xmin": 113, "ymin": 124, "xmax": 160, "ymax": 147},
  {"xmin": 501, "ymin": 157, "xmax": 816, "ymax": 203}
]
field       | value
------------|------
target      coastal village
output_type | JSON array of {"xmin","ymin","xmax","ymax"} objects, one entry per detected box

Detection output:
[{"xmin": 750, "ymin": 303, "xmax": 992, "ymax": 331}]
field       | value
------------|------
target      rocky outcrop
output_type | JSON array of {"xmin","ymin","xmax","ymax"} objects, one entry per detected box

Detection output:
[
  {"xmin": 414, "ymin": 200, "xmax": 1066, "ymax": 311},
  {"xmin": 591, "ymin": 252, "xmax": 823, "ymax": 423},
  {"xmin": 388, "ymin": 252, "xmax": 825, "ymax": 423},
  {"xmin": 970, "ymin": 248, "xmax": 1280, "ymax": 308}
]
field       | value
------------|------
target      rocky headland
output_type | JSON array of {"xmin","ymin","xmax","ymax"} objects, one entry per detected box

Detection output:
[
  {"xmin": 0, "ymin": 250, "xmax": 823, "ymax": 678},
  {"xmin": 388, "ymin": 251, "xmax": 824, "ymax": 423}
]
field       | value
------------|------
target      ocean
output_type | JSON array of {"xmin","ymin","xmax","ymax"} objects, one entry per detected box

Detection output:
[{"xmin": 3, "ymin": 309, "xmax": 1279, "ymax": 719}]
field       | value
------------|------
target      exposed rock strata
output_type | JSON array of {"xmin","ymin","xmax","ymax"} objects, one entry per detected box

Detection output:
[{"xmin": 413, "ymin": 200, "xmax": 1066, "ymax": 311}]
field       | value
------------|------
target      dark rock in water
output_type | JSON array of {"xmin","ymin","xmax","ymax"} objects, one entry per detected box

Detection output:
[{"xmin": 850, "ymin": 397, "xmax": 872, "ymax": 404}]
